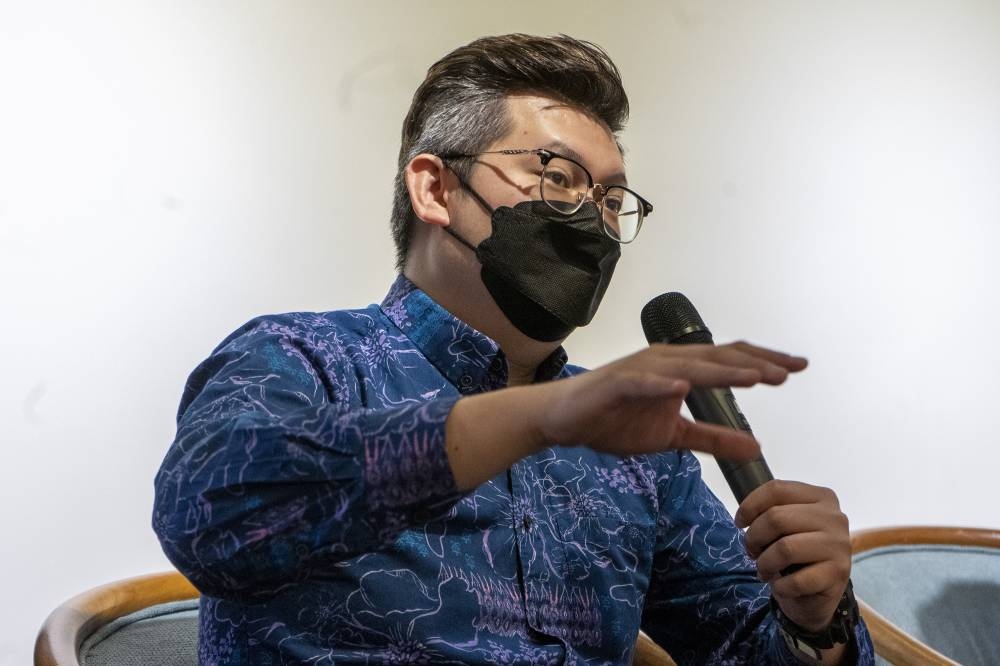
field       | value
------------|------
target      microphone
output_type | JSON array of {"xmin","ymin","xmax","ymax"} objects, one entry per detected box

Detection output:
[{"xmin": 640, "ymin": 292, "xmax": 774, "ymax": 503}]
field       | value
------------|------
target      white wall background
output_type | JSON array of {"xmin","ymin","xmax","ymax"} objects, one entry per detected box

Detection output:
[{"xmin": 2, "ymin": 1, "xmax": 998, "ymax": 663}]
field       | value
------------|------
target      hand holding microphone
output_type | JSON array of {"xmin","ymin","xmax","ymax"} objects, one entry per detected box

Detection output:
[{"xmin": 639, "ymin": 292, "xmax": 854, "ymax": 645}]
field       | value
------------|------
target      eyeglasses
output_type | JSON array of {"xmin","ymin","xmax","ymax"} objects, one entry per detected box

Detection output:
[{"xmin": 437, "ymin": 148, "xmax": 653, "ymax": 243}]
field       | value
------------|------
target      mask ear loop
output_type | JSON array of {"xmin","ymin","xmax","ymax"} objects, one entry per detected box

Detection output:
[{"xmin": 440, "ymin": 161, "xmax": 495, "ymax": 252}]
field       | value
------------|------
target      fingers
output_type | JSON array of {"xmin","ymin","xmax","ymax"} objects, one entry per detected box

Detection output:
[
  {"xmin": 754, "ymin": 532, "xmax": 850, "ymax": 583},
  {"xmin": 673, "ymin": 418, "xmax": 761, "ymax": 460},
  {"xmin": 704, "ymin": 345, "xmax": 795, "ymax": 384},
  {"xmin": 768, "ymin": 560, "xmax": 851, "ymax": 600},
  {"xmin": 645, "ymin": 342, "xmax": 807, "ymax": 387},
  {"xmin": 741, "ymin": 502, "xmax": 848, "ymax": 558},
  {"xmin": 728, "ymin": 340, "xmax": 808, "ymax": 373},
  {"xmin": 560, "ymin": 342, "xmax": 805, "ymax": 459},
  {"xmin": 735, "ymin": 480, "xmax": 840, "ymax": 529},
  {"xmin": 616, "ymin": 373, "xmax": 690, "ymax": 401},
  {"xmin": 734, "ymin": 480, "xmax": 851, "ymax": 608},
  {"xmin": 639, "ymin": 353, "xmax": 766, "ymax": 389}
]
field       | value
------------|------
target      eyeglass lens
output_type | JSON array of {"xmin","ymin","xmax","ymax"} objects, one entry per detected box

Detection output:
[{"xmin": 540, "ymin": 155, "xmax": 644, "ymax": 243}]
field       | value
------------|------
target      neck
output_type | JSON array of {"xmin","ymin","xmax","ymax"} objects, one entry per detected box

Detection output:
[
  {"xmin": 505, "ymin": 357, "xmax": 541, "ymax": 387},
  {"xmin": 404, "ymin": 223, "xmax": 569, "ymax": 384}
]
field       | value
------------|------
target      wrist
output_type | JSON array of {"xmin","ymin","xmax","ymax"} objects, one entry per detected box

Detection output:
[
  {"xmin": 445, "ymin": 386, "xmax": 550, "ymax": 490},
  {"xmin": 786, "ymin": 640, "xmax": 848, "ymax": 665},
  {"xmin": 520, "ymin": 382, "xmax": 556, "ymax": 452},
  {"xmin": 772, "ymin": 581, "xmax": 859, "ymax": 662}
]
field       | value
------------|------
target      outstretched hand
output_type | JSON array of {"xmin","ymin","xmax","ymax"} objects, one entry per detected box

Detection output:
[
  {"xmin": 446, "ymin": 340, "xmax": 806, "ymax": 492},
  {"xmin": 533, "ymin": 341, "xmax": 807, "ymax": 459}
]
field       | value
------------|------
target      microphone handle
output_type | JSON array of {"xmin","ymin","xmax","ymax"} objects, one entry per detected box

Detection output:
[
  {"xmin": 688, "ymin": 384, "xmax": 803, "ymax": 575},
  {"xmin": 685, "ymin": 385, "xmax": 774, "ymax": 503}
]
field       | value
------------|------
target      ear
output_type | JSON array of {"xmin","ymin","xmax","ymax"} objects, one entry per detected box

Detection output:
[{"xmin": 404, "ymin": 153, "xmax": 452, "ymax": 228}]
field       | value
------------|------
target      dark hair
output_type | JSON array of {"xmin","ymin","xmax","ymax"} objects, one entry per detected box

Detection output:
[{"xmin": 390, "ymin": 33, "xmax": 630, "ymax": 268}]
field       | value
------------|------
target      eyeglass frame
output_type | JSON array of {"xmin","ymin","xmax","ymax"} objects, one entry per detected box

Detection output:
[{"xmin": 435, "ymin": 148, "xmax": 654, "ymax": 244}]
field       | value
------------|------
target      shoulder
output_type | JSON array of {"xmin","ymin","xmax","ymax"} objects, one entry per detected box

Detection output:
[
  {"xmin": 213, "ymin": 304, "xmax": 386, "ymax": 354},
  {"xmin": 214, "ymin": 304, "xmax": 403, "ymax": 381},
  {"xmin": 178, "ymin": 305, "xmax": 391, "ymax": 413}
]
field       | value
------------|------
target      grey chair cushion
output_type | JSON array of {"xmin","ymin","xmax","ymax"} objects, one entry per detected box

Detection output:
[
  {"xmin": 79, "ymin": 599, "xmax": 199, "ymax": 666},
  {"xmin": 852, "ymin": 544, "xmax": 1000, "ymax": 666}
]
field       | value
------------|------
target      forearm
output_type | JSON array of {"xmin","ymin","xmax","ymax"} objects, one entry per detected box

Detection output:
[{"xmin": 445, "ymin": 383, "xmax": 549, "ymax": 490}]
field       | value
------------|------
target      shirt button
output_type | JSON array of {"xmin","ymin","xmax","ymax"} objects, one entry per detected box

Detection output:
[
  {"xmin": 489, "ymin": 358, "xmax": 503, "ymax": 372},
  {"xmin": 459, "ymin": 374, "xmax": 473, "ymax": 388},
  {"xmin": 522, "ymin": 516, "xmax": 532, "ymax": 530}
]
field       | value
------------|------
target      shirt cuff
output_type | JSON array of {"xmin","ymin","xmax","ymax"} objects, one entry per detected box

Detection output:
[{"xmin": 360, "ymin": 396, "xmax": 464, "ymax": 532}]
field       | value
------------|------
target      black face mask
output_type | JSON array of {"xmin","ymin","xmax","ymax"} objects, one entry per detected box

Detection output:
[{"xmin": 447, "ymin": 187, "xmax": 621, "ymax": 342}]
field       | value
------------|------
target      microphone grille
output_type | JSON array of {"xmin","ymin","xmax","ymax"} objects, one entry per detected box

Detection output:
[{"xmin": 640, "ymin": 292, "xmax": 714, "ymax": 345}]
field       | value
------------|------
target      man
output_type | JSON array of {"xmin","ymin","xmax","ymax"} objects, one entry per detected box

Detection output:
[{"xmin": 154, "ymin": 34, "xmax": 874, "ymax": 664}]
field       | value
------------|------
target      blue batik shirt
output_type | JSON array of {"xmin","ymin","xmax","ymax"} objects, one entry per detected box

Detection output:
[{"xmin": 153, "ymin": 275, "xmax": 874, "ymax": 665}]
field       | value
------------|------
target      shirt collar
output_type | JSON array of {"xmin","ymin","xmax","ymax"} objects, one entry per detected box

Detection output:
[{"xmin": 380, "ymin": 274, "xmax": 569, "ymax": 394}]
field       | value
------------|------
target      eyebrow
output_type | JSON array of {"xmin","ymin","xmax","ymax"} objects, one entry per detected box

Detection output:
[{"xmin": 541, "ymin": 140, "xmax": 629, "ymax": 186}]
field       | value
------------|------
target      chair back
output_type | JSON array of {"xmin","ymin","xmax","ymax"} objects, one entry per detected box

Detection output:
[
  {"xmin": 851, "ymin": 526, "xmax": 1000, "ymax": 666},
  {"xmin": 35, "ymin": 572, "xmax": 199, "ymax": 666}
]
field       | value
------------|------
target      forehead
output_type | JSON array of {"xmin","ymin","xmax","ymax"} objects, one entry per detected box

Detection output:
[{"xmin": 494, "ymin": 94, "xmax": 626, "ymax": 182}]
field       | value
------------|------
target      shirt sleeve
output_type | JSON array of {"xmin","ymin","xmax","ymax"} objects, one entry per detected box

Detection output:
[
  {"xmin": 152, "ymin": 316, "xmax": 464, "ymax": 603},
  {"xmin": 639, "ymin": 451, "xmax": 875, "ymax": 665}
]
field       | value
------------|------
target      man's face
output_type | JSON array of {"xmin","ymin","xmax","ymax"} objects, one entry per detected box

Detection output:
[{"xmin": 447, "ymin": 94, "xmax": 627, "ymax": 246}]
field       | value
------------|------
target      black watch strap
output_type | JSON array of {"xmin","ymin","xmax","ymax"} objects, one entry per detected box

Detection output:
[{"xmin": 772, "ymin": 580, "xmax": 860, "ymax": 659}]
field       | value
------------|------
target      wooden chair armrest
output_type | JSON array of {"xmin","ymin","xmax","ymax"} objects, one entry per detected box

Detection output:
[{"xmin": 633, "ymin": 630, "xmax": 677, "ymax": 666}]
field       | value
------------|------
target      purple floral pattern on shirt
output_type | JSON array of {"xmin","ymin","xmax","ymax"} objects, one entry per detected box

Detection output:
[{"xmin": 153, "ymin": 274, "xmax": 874, "ymax": 665}]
